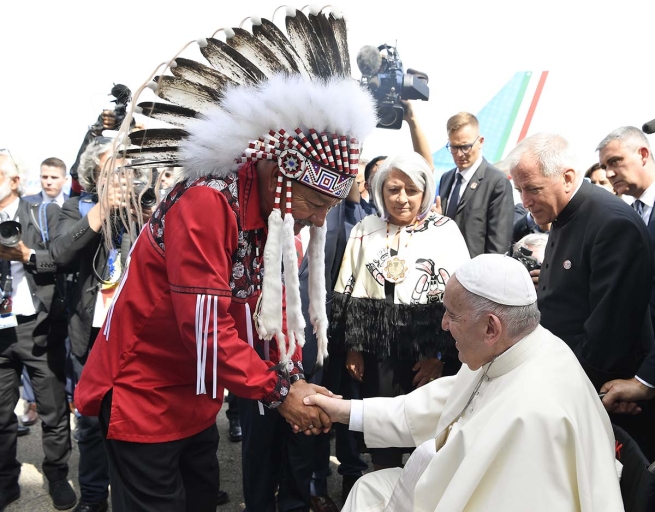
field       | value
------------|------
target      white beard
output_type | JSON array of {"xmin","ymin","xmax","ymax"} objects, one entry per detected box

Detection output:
[{"xmin": 0, "ymin": 179, "xmax": 13, "ymax": 202}]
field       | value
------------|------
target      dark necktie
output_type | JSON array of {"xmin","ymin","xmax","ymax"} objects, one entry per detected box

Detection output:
[
  {"xmin": 634, "ymin": 199, "xmax": 645, "ymax": 220},
  {"xmin": 446, "ymin": 173, "xmax": 463, "ymax": 219}
]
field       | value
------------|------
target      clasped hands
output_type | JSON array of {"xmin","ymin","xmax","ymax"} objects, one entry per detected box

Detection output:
[{"xmin": 278, "ymin": 380, "xmax": 350, "ymax": 436}]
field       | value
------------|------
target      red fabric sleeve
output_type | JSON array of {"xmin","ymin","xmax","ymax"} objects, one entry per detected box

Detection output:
[{"xmin": 164, "ymin": 186, "xmax": 283, "ymax": 402}]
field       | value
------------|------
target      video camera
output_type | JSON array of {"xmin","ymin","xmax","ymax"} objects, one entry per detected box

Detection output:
[
  {"xmin": 356, "ymin": 44, "xmax": 429, "ymax": 130},
  {"xmin": 511, "ymin": 246, "xmax": 541, "ymax": 273},
  {"xmin": 92, "ymin": 84, "xmax": 132, "ymax": 135}
]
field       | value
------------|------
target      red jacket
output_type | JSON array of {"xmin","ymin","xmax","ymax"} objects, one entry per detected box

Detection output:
[{"xmin": 76, "ymin": 163, "xmax": 303, "ymax": 442}]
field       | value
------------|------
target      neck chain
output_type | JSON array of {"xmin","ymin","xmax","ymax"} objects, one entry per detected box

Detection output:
[{"xmin": 382, "ymin": 219, "xmax": 420, "ymax": 284}]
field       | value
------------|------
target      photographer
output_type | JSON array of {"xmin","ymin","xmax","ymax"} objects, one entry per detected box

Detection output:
[
  {"xmin": 0, "ymin": 150, "xmax": 75, "ymax": 511},
  {"xmin": 50, "ymin": 139, "xmax": 145, "ymax": 512},
  {"xmin": 69, "ymin": 85, "xmax": 133, "ymax": 197}
]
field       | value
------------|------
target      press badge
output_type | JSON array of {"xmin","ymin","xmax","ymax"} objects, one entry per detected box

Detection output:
[{"xmin": 0, "ymin": 312, "xmax": 18, "ymax": 329}]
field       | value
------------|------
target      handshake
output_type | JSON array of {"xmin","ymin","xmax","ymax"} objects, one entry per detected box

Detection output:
[{"xmin": 278, "ymin": 380, "xmax": 351, "ymax": 435}]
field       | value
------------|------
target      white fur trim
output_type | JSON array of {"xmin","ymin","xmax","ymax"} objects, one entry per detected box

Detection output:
[
  {"xmin": 256, "ymin": 209, "xmax": 285, "ymax": 348},
  {"xmin": 308, "ymin": 223, "xmax": 329, "ymax": 365},
  {"xmin": 281, "ymin": 213, "xmax": 306, "ymax": 362},
  {"xmin": 179, "ymin": 75, "xmax": 378, "ymax": 181}
]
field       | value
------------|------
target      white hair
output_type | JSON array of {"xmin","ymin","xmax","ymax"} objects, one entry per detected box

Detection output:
[
  {"xmin": 505, "ymin": 133, "xmax": 581, "ymax": 179},
  {"xmin": 78, "ymin": 140, "xmax": 114, "ymax": 192},
  {"xmin": 0, "ymin": 150, "xmax": 25, "ymax": 196},
  {"xmin": 513, "ymin": 232, "xmax": 548, "ymax": 255},
  {"xmin": 596, "ymin": 126, "xmax": 654, "ymax": 162},
  {"xmin": 370, "ymin": 151, "xmax": 436, "ymax": 221},
  {"xmin": 461, "ymin": 284, "xmax": 541, "ymax": 340}
]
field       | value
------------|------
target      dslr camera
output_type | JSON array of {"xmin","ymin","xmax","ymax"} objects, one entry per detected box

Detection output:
[
  {"xmin": 357, "ymin": 44, "xmax": 429, "ymax": 130},
  {"xmin": 0, "ymin": 214, "xmax": 21, "ymax": 247},
  {"xmin": 511, "ymin": 246, "xmax": 541, "ymax": 273}
]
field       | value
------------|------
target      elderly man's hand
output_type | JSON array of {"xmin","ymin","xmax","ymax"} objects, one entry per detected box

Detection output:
[
  {"xmin": 101, "ymin": 110, "xmax": 118, "ymax": 130},
  {"xmin": 600, "ymin": 377, "xmax": 655, "ymax": 415},
  {"xmin": 529, "ymin": 268, "xmax": 540, "ymax": 289},
  {"xmin": 277, "ymin": 380, "xmax": 335, "ymax": 435},
  {"xmin": 303, "ymin": 394, "xmax": 351, "ymax": 425},
  {"xmin": 412, "ymin": 358, "xmax": 444, "ymax": 388},
  {"xmin": 0, "ymin": 241, "xmax": 31, "ymax": 263}
]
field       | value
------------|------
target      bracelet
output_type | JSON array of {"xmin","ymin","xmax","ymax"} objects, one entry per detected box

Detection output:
[{"xmin": 289, "ymin": 373, "xmax": 305, "ymax": 384}]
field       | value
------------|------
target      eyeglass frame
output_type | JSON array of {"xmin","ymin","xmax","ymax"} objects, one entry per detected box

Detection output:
[{"xmin": 445, "ymin": 136, "xmax": 480, "ymax": 155}]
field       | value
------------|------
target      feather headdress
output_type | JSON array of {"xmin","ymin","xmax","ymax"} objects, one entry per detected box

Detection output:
[{"xmin": 116, "ymin": 5, "xmax": 377, "ymax": 367}]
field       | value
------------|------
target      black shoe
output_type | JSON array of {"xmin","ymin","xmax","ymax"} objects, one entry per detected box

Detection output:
[
  {"xmin": 228, "ymin": 418, "xmax": 242, "ymax": 442},
  {"xmin": 217, "ymin": 490, "xmax": 229, "ymax": 506},
  {"xmin": 17, "ymin": 424, "xmax": 30, "ymax": 437},
  {"xmin": 341, "ymin": 474, "xmax": 360, "ymax": 503},
  {"xmin": 48, "ymin": 479, "xmax": 77, "ymax": 510},
  {"xmin": 0, "ymin": 486, "xmax": 20, "ymax": 511},
  {"xmin": 73, "ymin": 500, "xmax": 108, "ymax": 512}
]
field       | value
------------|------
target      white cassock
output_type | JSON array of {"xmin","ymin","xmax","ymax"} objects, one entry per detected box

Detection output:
[{"xmin": 344, "ymin": 325, "xmax": 624, "ymax": 512}]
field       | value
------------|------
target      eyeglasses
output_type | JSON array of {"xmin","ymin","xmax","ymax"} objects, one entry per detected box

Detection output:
[
  {"xmin": 0, "ymin": 148, "xmax": 19, "ymax": 172},
  {"xmin": 446, "ymin": 136, "xmax": 479, "ymax": 155}
]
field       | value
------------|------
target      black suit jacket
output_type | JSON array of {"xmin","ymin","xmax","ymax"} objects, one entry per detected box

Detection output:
[
  {"xmin": 538, "ymin": 181, "xmax": 654, "ymax": 389},
  {"xmin": 9, "ymin": 199, "xmax": 66, "ymax": 345},
  {"xmin": 634, "ymin": 204, "xmax": 655, "ymax": 385},
  {"xmin": 50, "ymin": 196, "xmax": 108, "ymax": 358},
  {"xmin": 439, "ymin": 159, "xmax": 514, "ymax": 258}
]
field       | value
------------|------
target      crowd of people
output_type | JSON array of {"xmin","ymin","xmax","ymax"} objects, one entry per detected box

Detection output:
[{"xmin": 2, "ymin": 7, "xmax": 655, "ymax": 512}]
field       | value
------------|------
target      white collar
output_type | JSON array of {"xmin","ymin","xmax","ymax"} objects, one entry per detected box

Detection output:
[
  {"xmin": 637, "ymin": 179, "xmax": 655, "ymax": 209},
  {"xmin": 1, "ymin": 196, "xmax": 20, "ymax": 220},
  {"xmin": 41, "ymin": 190, "xmax": 65, "ymax": 206},
  {"xmin": 482, "ymin": 325, "xmax": 544, "ymax": 379},
  {"xmin": 456, "ymin": 156, "xmax": 483, "ymax": 183}
]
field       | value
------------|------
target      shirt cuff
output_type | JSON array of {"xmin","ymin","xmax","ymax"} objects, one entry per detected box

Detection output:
[
  {"xmin": 349, "ymin": 399, "xmax": 364, "ymax": 432},
  {"xmin": 635, "ymin": 375, "xmax": 655, "ymax": 388},
  {"xmin": 261, "ymin": 373, "xmax": 291, "ymax": 409}
]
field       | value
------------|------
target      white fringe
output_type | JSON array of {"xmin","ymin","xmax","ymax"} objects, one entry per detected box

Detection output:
[
  {"xmin": 308, "ymin": 223, "xmax": 329, "ymax": 365},
  {"xmin": 195, "ymin": 294, "xmax": 219, "ymax": 397},
  {"xmin": 281, "ymin": 213, "xmax": 306, "ymax": 362},
  {"xmin": 257, "ymin": 209, "xmax": 286, "ymax": 359}
]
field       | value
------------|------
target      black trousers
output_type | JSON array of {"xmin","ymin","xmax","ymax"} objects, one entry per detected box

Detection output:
[
  {"xmin": 239, "ymin": 397, "xmax": 314, "ymax": 512},
  {"xmin": 0, "ymin": 315, "xmax": 70, "ymax": 491},
  {"xmin": 99, "ymin": 390, "xmax": 220, "ymax": 512},
  {"xmin": 72, "ymin": 350, "xmax": 109, "ymax": 505}
]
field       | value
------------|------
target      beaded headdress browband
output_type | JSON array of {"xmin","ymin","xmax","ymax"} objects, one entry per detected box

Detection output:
[{"xmin": 112, "ymin": 6, "xmax": 377, "ymax": 365}]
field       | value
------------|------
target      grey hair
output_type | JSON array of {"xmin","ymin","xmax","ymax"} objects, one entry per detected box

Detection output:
[
  {"xmin": 513, "ymin": 232, "xmax": 548, "ymax": 255},
  {"xmin": 596, "ymin": 126, "xmax": 654, "ymax": 162},
  {"xmin": 461, "ymin": 285, "xmax": 541, "ymax": 340},
  {"xmin": 78, "ymin": 140, "xmax": 113, "ymax": 192},
  {"xmin": 0, "ymin": 150, "xmax": 25, "ymax": 196},
  {"xmin": 505, "ymin": 133, "xmax": 581, "ymax": 179},
  {"xmin": 370, "ymin": 151, "xmax": 436, "ymax": 221}
]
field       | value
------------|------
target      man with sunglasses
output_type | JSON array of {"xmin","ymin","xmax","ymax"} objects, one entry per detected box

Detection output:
[{"xmin": 438, "ymin": 112, "xmax": 514, "ymax": 258}]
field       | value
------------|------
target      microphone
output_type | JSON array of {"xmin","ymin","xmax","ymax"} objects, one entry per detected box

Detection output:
[
  {"xmin": 356, "ymin": 46, "xmax": 382, "ymax": 77},
  {"xmin": 643, "ymin": 119, "xmax": 655, "ymax": 135}
]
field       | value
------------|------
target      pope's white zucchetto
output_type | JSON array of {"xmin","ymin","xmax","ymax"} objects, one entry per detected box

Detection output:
[{"xmin": 455, "ymin": 254, "xmax": 537, "ymax": 306}]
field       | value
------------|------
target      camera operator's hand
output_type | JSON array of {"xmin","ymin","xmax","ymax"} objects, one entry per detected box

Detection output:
[
  {"xmin": 529, "ymin": 268, "xmax": 540, "ymax": 289},
  {"xmin": 88, "ymin": 176, "xmax": 129, "ymax": 233},
  {"xmin": 401, "ymin": 99, "xmax": 434, "ymax": 171},
  {"xmin": 401, "ymin": 99, "xmax": 416, "ymax": 123},
  {"xmin": 140, "ymin": 206, "xmax": 155, "ymax": 224},
  {"xmin": 0, "ymin": 241, "xmax": 32, "ymax": 264},
  {"xmin": 101, "ymin": 110, "xmax": 118, "ymax": 130}
]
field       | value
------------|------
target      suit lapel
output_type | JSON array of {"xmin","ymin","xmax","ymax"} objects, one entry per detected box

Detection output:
[
  {"xmin": 648, "ymin": 207, "xmax": 655, "ymax": 244},
  {"xmin": 456, "ymin": 160, "xmax": 487, "ymax": 215},
  {"xmin": 440, "ymin": 169, "xmax": 456, "ymax": 213}
]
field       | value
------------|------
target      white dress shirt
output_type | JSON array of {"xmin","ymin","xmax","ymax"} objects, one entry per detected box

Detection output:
[
  {"xmin": 634, "ymin": 179, "xmax": 655, "ymax": 225},
  {"xmin": 41, "ymin": 190, "xmax": 66, "ymax": 207},
  {"xmin": 447, "ymin": 156, "xmax": 483, "ymax": 207},
  {"xmin": 1, "ymin": 197, "xmax": 37, "ymax": 316}
]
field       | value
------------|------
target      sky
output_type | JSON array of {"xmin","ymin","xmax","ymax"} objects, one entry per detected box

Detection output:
[{"xmin": 2, "ymin": 0, "xmax": 655, "ymax": 193}]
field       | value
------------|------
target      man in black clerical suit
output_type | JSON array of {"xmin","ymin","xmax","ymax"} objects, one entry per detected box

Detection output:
[
  {"xmin": 595, "ymin": 127, "xmax": 655, "ymax": 422},
  {"xmin": 439, "ymin": 112, "xmax": 514, "ymax": 258},
  {"xmin": 507, "ymin": 132, "xmax": 655, "ymax": 460}
]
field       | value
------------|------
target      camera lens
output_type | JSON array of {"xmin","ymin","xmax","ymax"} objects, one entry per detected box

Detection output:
[{"xmin": 0, "ymin": 221, "xmax": 22, "ymax": 247}]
